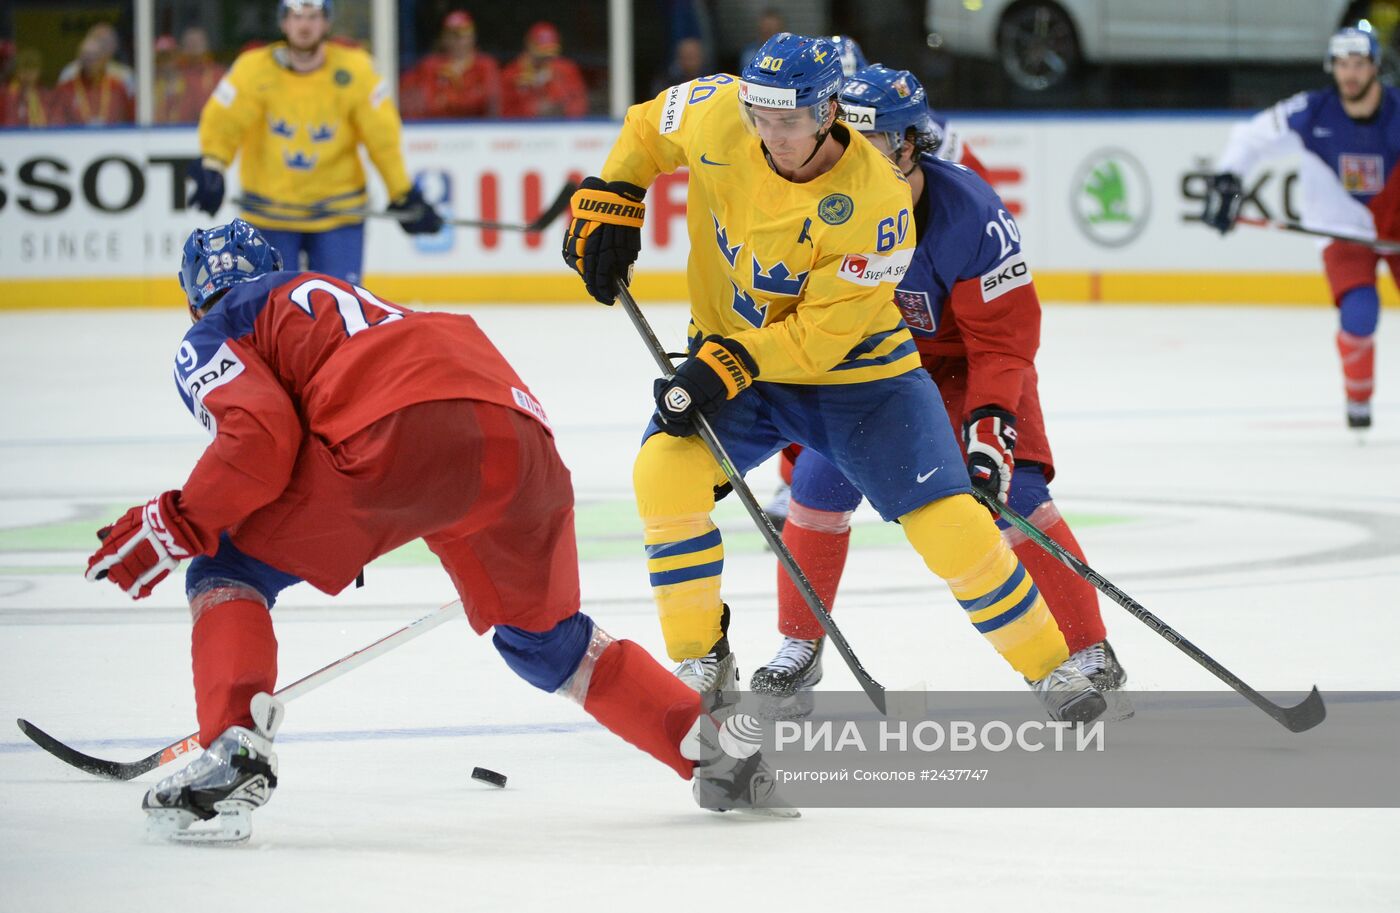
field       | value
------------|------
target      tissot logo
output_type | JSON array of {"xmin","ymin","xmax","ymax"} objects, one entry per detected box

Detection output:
[{"xmin": 0, "ymin": 153, "xmax": 200, "ymax": 215}]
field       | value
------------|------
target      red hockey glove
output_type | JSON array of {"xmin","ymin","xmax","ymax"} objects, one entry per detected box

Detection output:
[
  {"xmin": 653, "ymin": 336, "xmax": 757, "ymax": 437},
  {"xmin": 85, "ymin": 491, "xmax": 202, "ymax": 599},
  {"xmin": 562, "ymin": 176, "xmax": 646, "ymax": 304},
  {"xmin": 964, "ymin": 407, "xmax": 1017, "ymax": 505}
]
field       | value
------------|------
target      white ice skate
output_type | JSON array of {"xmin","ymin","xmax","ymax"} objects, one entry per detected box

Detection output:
[
  {"xmin": 1030, "ymin": 660, "xmax": 1107, "ymax": 724},
  {"xmin": 680, "ymin": 715, "xmax": 800, "ymax": 818},
  {"xmin": 142, "ymin": 692, "xmax": 283, "ymax": 844},
  {"xmin": 674, "ymin": 605, "xmax": 739, "ymax": 708},
  {"xmin": 1071, "ymin": 640, "xmax": 1133, "ymax": 720}
]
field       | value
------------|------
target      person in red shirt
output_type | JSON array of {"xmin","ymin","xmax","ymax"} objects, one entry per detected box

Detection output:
[
  {"xmin": 154, "ymin": 28, "xmax": 226, "ymax": 124},
  {"xmin": 1, "ymin": 48, "xmax": 51, "ymax": 128},
  {"xmin": 51, "ymin": 31, "xmax": 134, "ymax": 125},
  {"xmin": 401, "ymin": 10, "xmax": 501, "ymax": 119},
  {"xmin": 501, "ymin": 21, "xmax": 587, "ymax": 118},
  {"xmin": 85, "ymin": 219, "xmax": 785, "ymax": 842}
]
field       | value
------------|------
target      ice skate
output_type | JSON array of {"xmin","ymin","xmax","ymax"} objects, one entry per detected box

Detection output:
[
  {"xmin": 750, "ymin": 636, "xmax": 823, "ymax": 696},
  {"xmin": 765, "ymin": 482, "xmax": 792, "ymax": 532},
  {"xmin": 1347, "ymin": 400, "xmax": 1372, "ymax": 430},
  {"xmin": 1071, "ymin": 640, "xmax": 1133, "ymax": 720},
  {"xmin": 674, "ymin": 605, "xmax": 739, "ymax": 709},
  {"xmin": 681, "ymin": 715, "xmax": 800, "ymax": 818},
  {"xmin": 1030, "ymin": 659, "xmax": 1107, "ymax": 724},
  {"xmin": 142, "ymin": 693, "xmax": 283, "ymax": 844}
]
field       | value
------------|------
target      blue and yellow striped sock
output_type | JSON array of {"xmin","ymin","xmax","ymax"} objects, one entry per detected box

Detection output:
[{"xmin": 644, "ymin": 514, "xmax": 726, "ymax": 661}]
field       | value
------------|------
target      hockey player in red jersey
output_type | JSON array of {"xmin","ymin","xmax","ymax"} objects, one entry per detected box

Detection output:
[
  {"xmin": 84, "ymin": 219, "xmax": 787, "ymax": 841},
  {"xmin": 748, "ymin": 66, "xmax": 1129, "ymax": 715}
]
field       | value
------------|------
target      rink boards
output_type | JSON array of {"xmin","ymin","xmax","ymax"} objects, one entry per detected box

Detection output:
[{"xmin": 1, "ymin": 114, "xmax": 1396, "ymax": 308}]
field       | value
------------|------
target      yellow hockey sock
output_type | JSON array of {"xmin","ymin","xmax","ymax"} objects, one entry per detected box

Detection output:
[
  {"xmin": 901, "ymin": 494, "xmax": 1069, "ymax": 681},
  {"xmin": 633, "ymin": 433, "xmax": 730, "ymax": 661}
]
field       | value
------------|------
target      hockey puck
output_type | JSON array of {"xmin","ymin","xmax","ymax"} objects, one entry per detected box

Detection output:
[{"xmin": 471, "ymin": 766, "xmax": 508, "ymax": 788}]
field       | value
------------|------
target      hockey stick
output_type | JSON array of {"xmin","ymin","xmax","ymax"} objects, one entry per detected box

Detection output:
[
  {"xmin": 975, "ymin": 491, "xmax": 1327, "ymax": 733},
  {"xmin": 1188, "ymin": 213, "xmax": 1400, "ymax": 255},
  {"xmin": 231, "ymin": 181, "xmax": 576, "ymax": 234},
  {"xmin": 16, "ymin": 600, "xmax": 462, "ymax": 781},
  {"xmin": 614, "ymin": 281, "xmax": 888, "ymax": 714}
]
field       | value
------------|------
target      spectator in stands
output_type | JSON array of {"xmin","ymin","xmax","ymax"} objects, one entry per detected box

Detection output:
[
  {"xmin": 2, "ymin": 48, "xmax": 50, "ymax": 128},
  {"xmin": 152, "ymin": 26, "xmax": 225, "ymax": 124},
  {"xmin": 501, "ymin": 21, "xmax": 587, "ymax": 119},
  {"xmin": 401, "ymin": 10, "xmax": 500, "ymax": 120},
  {"xmin": 52, "ymin": 30, "xmax": 135, "ymax": 125},
  {"xmin": 58, "ymin": 22, "xmax": 135, "ymax": 93},
  {"xmin": 738, "ymin": 8, "xmax": 784, "ymax": 71},
  {"xmin": 650, "ymin": 35, "xmax": 708, "ymax": 97}
]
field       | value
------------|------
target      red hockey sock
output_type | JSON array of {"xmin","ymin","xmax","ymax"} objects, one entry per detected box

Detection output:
[
  {"xmin": 779, "ymin": 444, "xmax": 802, "ymax": 486},
  {"xmin": 1337, "ymin": 330, "xmax": 1376, "ymax": 403},
  {"xmin": 582, "ymin": 639, "xmax": 703, "ymax": 779},
  {"xmin": 190, "ymin": 597, "xmax": 278, "ymax": 747},
  {"xmin": 1009, "ymin": 507, "xmax": 1106, "ymax": 653},
  {"xmin": 777, "ymin": 503, "xmax": 851, "ymax": 640}
]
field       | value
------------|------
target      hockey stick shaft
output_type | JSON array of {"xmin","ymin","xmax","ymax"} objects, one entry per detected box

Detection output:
[
  {"xmin": 1190, "ymin": 212, "xmax": 1400, "ymax": 254},
  {"xmin": 17, "ymin": 600, "xmax": 462, "ymax": 781},
  {"xmin": 1235, "ymin": 215, "xmax": 1400, "ymax": 254},
  {"xmin": 614, "ymin": 282, "xmax": 887, "ymax": 713},
  {"xmin": 232, "ymin": 181, "xmax": 576, "ymax": 233},
  {"xmin": 976, "ymin": 491, "xmax": 1326, "ymax": 733}
]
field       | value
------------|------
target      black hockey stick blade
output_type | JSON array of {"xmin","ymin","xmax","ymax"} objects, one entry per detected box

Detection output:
[
  {"xmin": 613, "ymin": 281, "xmax": 887, "ymax": 714},
  {"xmin": 525, "ymin": 181, "xmax": 577, "ymax": 232},
  {"xmin": 976, "ymin": 492, "xmax": 1328, "ymax": 733},
  {"xmin": 1273, "ymin": 686, "xmax": 1327, "ymax": 733},
  {"xmin": 16, "ymin": 718, "xmax": 165, "ymax": 781}
]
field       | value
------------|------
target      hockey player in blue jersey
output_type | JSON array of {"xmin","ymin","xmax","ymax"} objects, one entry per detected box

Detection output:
[
  {"xmin": 747, "ymin": 64, "xmax": 1128, "ymax": 716},
  {"xmin": 1205, "ymin": 27, "xmax": 1400, "ymax": 430},
  {"xmin": 562, "ymin": 34, "xmax": 1107, "ymax": 723}
]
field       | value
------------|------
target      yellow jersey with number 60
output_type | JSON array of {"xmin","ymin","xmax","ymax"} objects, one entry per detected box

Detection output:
[{"xmin": 602, "ymin": 76, "xmax": 918, "ymax": 385}]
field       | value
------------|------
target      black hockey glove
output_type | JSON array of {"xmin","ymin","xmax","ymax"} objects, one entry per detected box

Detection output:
[
  {"xmin": 964, "ymin": 406, "xmax": 1017, "ymax": 505},
  {"xmin": 389, "ymin": 185, "xmax": 445, "ymax": 235},
  {"xmin": 562, "ymin": 176, "xmax": 646, "ymax": 304},
  {"xmin": 188, "ymin": 158, "xmax": 226, "ymax": 216},
  {"xmin": 653, "ymin": 336, "xmax": 758, "ymax": 437},
  {"xmin": 1202, "ymin": 172, "xmax": 1243, "ymax": 235}
]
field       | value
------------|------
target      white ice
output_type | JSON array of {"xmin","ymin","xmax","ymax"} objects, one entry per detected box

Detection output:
[{"xmin": 2, "ymin": 302, "xmax": 1397, "ymax": 912}]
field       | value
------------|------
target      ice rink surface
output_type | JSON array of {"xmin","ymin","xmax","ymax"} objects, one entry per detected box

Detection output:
[{"xmin": 1, "ymin": 301, "xmax": 1397, "ymax": 912}]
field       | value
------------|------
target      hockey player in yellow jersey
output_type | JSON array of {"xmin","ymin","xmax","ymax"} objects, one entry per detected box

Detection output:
[
  {"xmin": 189, "ymin": 0, "xmax": 442, "ymax": 284},
  {"xmin": 562, "ymin": 33, "xmax": 1107, "ymax": 723}
]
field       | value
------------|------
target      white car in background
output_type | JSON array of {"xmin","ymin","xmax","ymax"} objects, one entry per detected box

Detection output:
[{"xmin": 926, "ymin": 0, "xmax": 1365, "ymax": 91}]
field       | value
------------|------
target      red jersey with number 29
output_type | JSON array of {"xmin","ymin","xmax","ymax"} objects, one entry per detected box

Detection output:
[{"xmin": 171, "ymin": 271, "xmax": 548, "ymax": 549}]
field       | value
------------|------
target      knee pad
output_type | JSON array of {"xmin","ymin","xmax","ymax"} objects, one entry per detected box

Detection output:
[
  {"xmin": 1339, "ymin": 286, "xmax": 1381, "ymax": 337},
  {"xmin": 633, "ymin": 433, "xmax": 726, "ymax": 519},
  {"xmin": 493, "ymin": 613, "xmax": 595, "ymax": 693},
  {"xmin": 185, "ymin": 534, "xmax": 301, "ymax": 610},
  {"xmin": 900, "ymin": 493, "xmax": 1004, "ymax": 581}
]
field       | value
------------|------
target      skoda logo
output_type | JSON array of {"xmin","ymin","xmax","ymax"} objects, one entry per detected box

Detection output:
[{"xmin": 1070, "ymin": 148, "xmax": 1151, "ymax": 248}]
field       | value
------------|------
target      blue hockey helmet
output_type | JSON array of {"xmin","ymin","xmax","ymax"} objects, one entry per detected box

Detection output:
[
  {"xmin": 839, "ymin": 64, "xmax": 940, "ymax": 158},
  {"xmin": 829, "ymin": 35, "xmax": 867, "ymax": 77},
  {"xmin": 1325, "ymin": 26, "xmax": 1380, "ymax": 71},
  {"xmin": 739, "ymin": 33, "xmax": 845, "ymax": 137},
  {"xmin": 280, "ymin": 0, "xmax": 332, "ymax": 19},
  {"xmin": 179, "ymin": 219, "xmax": 283, "ymax": 311}
]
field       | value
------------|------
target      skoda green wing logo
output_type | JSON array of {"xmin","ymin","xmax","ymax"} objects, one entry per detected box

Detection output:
[{"xmin": 1071, "ymin": 148, "xmax": 1151, "ymax": 248}]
